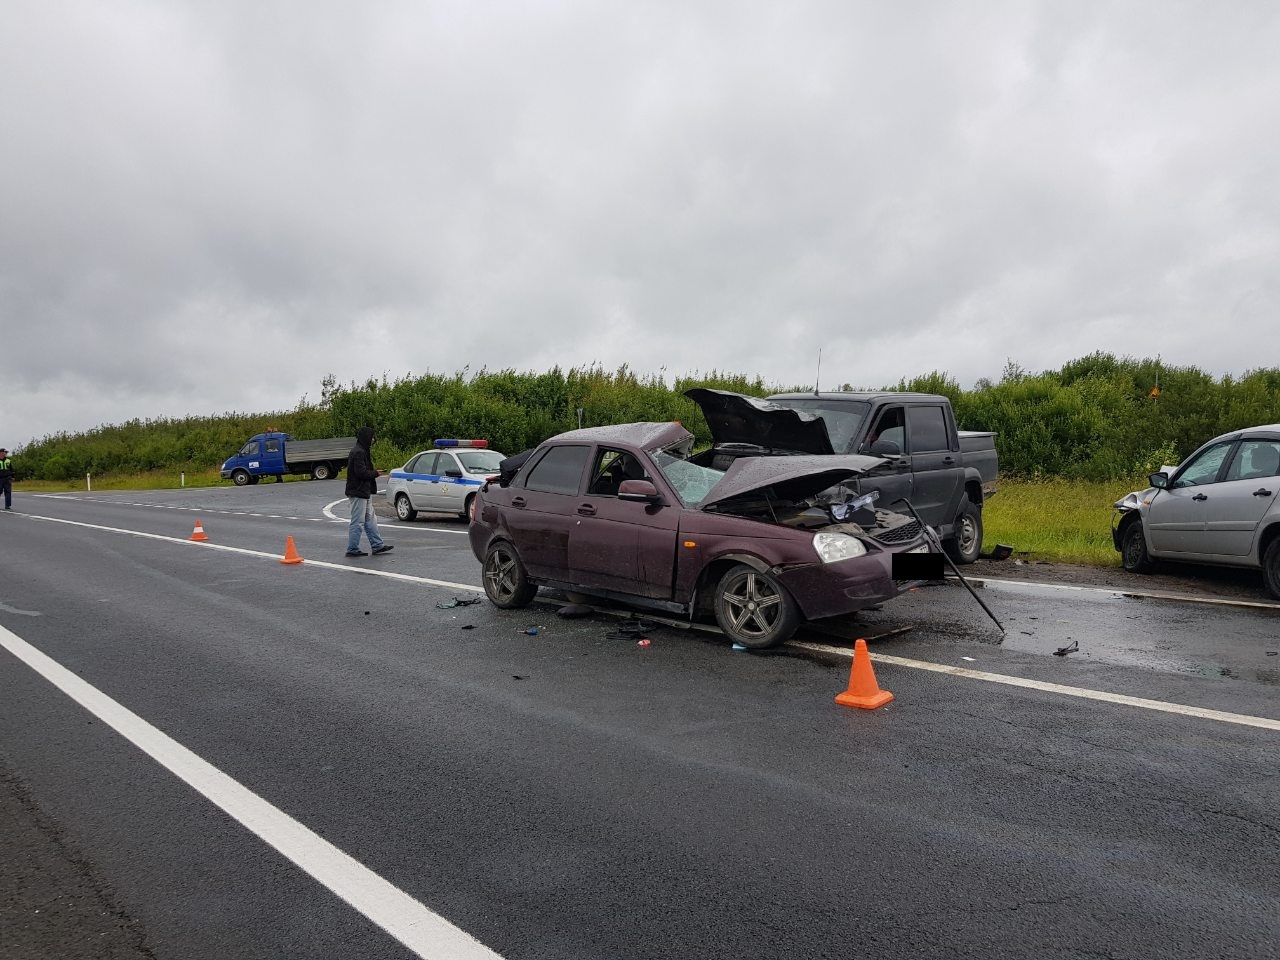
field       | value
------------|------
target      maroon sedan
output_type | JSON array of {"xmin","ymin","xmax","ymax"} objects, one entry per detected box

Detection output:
[{"xmin": 469, "ymin": 421, "xmax": 935, "ymax": 648}]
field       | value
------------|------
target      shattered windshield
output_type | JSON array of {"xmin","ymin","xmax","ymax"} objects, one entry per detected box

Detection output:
[
  {"xmin": 768, "ymin": 399, "xmax": 870, "ymax": 454},
  {"xmin": 653, "ymin": 442, "xmax": 723, "ymax": 506}
]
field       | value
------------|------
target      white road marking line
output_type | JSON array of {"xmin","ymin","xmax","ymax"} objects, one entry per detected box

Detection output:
[
  {"xmin": 23, "ymin": 514, "xmax": 482, "ymax": 593},
  {"xmin": 960, "ymin": 575, "xmax": 1280, "ymax": 611},
  {"xmin": 324, "ymin": 497, "xmax": 470, "ymax": 534},
  {"xmin": 0, "ymin": 624, "xmax": 504, "ymax": 960},
  {"xmin": 17, "ymin": 512, "xmax": 1279, "ymax": 731},
  {"xmin": 791, "ymin": 640, "xmax": 1280, "ymax": 732}
]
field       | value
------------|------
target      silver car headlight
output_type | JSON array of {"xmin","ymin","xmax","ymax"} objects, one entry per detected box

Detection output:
[{"xmin": 813, "ymin": 532, "xmax": 868, "ymax": 564}]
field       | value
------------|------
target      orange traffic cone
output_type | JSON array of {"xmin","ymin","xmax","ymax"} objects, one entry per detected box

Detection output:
[
  {"xmin": 835, "ymin": 638, "xmax": 894, "ymax": 710},
  {"xmin": 280, "ymin": 536, "xmax": 304, "ymax": 565},
  {"xmin": 190, "ymin": 520, "xmax": 209, "ymax": 542}
]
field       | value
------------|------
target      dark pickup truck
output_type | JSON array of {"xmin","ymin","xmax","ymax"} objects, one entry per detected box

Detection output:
[{"xmin": 686, "ymin": 389, "xmax": 998, "ymax": 563}]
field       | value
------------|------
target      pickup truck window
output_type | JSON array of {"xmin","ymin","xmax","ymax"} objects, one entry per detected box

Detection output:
[
  {"xmin": 771, "ymin": 399, "xmax": 870, "ymax": 454},
  {"xmin": 241, "ymin": 441, "xmax": 259, "ymax": 457},
  {"xmin": 266, "ymin": 439, "xmax": 281, "ymax": 454},
  {"xmin": 907, "ymin": 405, "xmax": 950, "ymax": 452}
]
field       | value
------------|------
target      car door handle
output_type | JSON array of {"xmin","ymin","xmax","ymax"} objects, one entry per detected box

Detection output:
[
  {"xmin": 511, "ymin": 496, "xmax": 526, "ymax": 509},
  {"xmin": 942, "ymin": 456, "xmax": 955, "ymax": 465},
  {"xmin": 1254, "ymin": 488, "xmax": 1274, "ymax": 497},
  {"xmin": 1191, "ymin": 493, "xmax": 1208, "ymax": 501},
  {"xmin": 577, "ymin": 504, "xmax": 597, "ymax": 517}
]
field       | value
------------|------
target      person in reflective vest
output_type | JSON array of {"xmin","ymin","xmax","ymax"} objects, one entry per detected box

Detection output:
[{"xmin": 0, "ymin": 448, "xmax": 12, "ymax": 510}]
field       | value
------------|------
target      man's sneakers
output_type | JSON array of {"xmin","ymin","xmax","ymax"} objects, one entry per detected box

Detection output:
[{"xmin": 345, "ymin": 545, "xmax": 392, "ymax": 558}]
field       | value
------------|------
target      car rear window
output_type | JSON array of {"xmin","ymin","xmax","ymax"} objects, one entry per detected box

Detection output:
[{"xmin": 523, "ymin": 445, "xmax": 590, "ymax": 494}]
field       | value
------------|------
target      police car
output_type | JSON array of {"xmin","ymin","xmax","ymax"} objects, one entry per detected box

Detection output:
[{"xmin": 386, "ymin": 440, "xmax": 506, "ymax": 521}]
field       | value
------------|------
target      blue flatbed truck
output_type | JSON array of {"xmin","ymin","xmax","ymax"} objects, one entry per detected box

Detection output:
[{"xmin": 219, "ymin": 433, "xmax": 356, "ymax": 485}]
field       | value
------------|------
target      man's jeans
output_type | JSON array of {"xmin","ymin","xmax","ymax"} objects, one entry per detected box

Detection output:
[{"xmin": 348, "ymin": 496, "xmax": 385, "ymax": 552}]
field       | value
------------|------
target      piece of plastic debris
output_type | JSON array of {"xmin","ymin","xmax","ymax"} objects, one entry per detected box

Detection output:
[
  {"xmin": 436, "ymin": 597, "xmax": 482, "ymax": 609},
  {"xmin": 512, "ymin": 675, "xmax": 527, "ymax": 680},
  {"xmin": 557, "ymin": 603, "xmax": 593, "ymax": 618},
  {"xmin": 637, "ymin": 638, "xmax": 651, "ymax": 647},
  {"xmin": 962, "ymin": 656, "xmax": 976, "ymax": 661},
  {"xmin": 731, "ymin": 643, "xmax": 747, "ymax": 651},
  {"xmin": 523, "ymin": 626, "xmax": 542, "ymax": 636},
  {"xmin": 461, "ymin": 624, "xmax": 475, "ymax": 630},
  {"xmin": 1053, "ymin": 640, "xmax": 1079, "ymax": 657}
]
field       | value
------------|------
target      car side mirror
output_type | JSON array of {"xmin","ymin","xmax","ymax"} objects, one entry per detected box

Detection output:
[
  {"xmin": 869, "ymin": 439, "xmax": 901, "ymax": 456},
  {"xmin": 445, "ymin": 469, "xmax": 463, "ymax": 478},
  {"xmin": 1149, "ymin": 472, "xmax": 1169, "ymax": 489},
  {"xmin": 618, "ymin": 479, "xmax": 662, "ymax": 503}
]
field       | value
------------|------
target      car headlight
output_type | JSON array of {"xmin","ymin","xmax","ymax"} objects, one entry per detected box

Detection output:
[{"xmin": 813, "ymin": 531, "xmax": 868, "ymax": 564}]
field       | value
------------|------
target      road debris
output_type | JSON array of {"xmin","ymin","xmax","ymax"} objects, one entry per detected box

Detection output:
[
  {"xmin": 1053, "ymin": 640, "xmax": 1080, "ymax": 657},
  {"xmin": 435, "ymin": 597, "xmax": 482, "ymax": 609}
]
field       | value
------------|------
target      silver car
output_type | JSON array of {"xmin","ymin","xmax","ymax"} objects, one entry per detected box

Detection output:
[
  {"xmin": 1112, "ymin": 424, "xmax": 1280, "ymax": 598},
  {"xmin": 386, "ymin": 441, "xmax": 506, "ymax": 521}
]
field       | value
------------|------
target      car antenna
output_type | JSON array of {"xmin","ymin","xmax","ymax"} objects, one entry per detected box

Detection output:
[{"xmin": 813, "ymin": 348, "xmax": 821, "ymax": 395}]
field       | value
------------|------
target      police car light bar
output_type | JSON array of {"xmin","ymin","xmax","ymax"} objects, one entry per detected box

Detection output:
[{"xmin": 434, "ymin": 439, "xmax": 489, "ymax": 448}]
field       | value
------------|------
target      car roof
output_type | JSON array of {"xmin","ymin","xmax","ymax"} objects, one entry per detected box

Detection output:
[
  {"xmin": 768, "ymin": 391, "xmax": 950, "ymax": 403},
  {"xmin": 1208, "ymin": 424, "xmax": 1280, "ymax": 444},
  {"xmin": 545, "ymin": 422, "xmax": 692, "ymax": 449}
]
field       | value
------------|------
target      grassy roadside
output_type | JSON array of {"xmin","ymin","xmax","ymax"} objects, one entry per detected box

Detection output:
[
  {"xmin": 13, "ymin": 471, "xmax": 1137, "ymax": 568},
  {"xmin": 983, "ymin": 477, "xmax": 1137, "ymax": 567}
]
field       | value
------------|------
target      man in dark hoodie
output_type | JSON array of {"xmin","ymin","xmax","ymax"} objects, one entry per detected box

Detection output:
[{"xmin": 344, "ymin": 426, "xmax": 392, "ymax": 557}]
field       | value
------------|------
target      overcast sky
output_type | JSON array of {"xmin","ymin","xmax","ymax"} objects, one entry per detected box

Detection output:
[{"xmin": 3, "ymin": 1, "xmax": 1277, "ymax": 449}]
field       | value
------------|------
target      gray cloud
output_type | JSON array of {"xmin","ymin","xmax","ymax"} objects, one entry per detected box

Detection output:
[{"xmin": 2, "ymin": 1, "xmax": 1277, "ymax": 448}]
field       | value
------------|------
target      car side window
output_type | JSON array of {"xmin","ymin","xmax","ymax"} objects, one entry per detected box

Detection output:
[
  {"xmin": 906, "ymin": 405, "xmax": 949, "ymax": 453},
  {"xmin": 246, "ymin": 441, "xmax": 260, "ymax": 457},
  {"xmin": 523, "ymin": 445, "xmax": 590, "ymax": 495},
  {"xmin": 266, "ymin": 438, "xmax": 281, "ymax": 454},
  {"xmin": 1172, "ymin": 442, "xmax": 1233, "ymax": 488},
  {"xmin": 589, "ymin": 449, "xmax": 649, "ymax": 495},
  {"xmin": 1225, "ymin": 440, "xmax": 1280, "ymax": 481},
  {"xmin": 410, "ymin": 452, "xmax": 438, "ymax": 475},
  {"xmin": 867, "ymin": 407, "xmax": 905, "ymax": 450}
]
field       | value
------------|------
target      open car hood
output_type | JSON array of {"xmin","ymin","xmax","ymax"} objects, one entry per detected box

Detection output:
[
  {"xmin": 685, "ymin": 388, "xmax": 835, "ymax": 455},
  {"xmin": 699, "ymin": 454, "xmax": 886, "ymax": 511}
]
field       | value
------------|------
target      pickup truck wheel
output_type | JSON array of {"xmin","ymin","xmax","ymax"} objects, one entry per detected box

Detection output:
[
  {"xmin": 248, "ymin": 475, "xmax": 260, "ymax": 485},
  {"xmin": 1261, "ymin": 539, "xmax": 1280, "ymax": 600},
  {"xmin": 1121, "ymin": 521, "xmax": 1154, "ymax": 573},
  {"xmin": 231, "ymin": 469, "xmax": 250, "ymax": 486},
  {"xmin": 483, "ymin": 542, "xmax": 537, "ymax": 608},
  {"xmin": 394, "ymin": 493, "xmax": 417, "ymax": 522},
  {"xmin": 946, "ymin": 500, "xmax": 983, "ymax": 565},
  {"xmin": 311, "ymin": 462, "xmax": 332, "ymax": 480},
  {"xmin": 713, "ymin": 564, "xmax": 800, "ymax": 649}
]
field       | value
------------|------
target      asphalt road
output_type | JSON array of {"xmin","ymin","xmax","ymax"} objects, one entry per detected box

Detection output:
[{"xmin": 1, "ymin": 483, "xmax": 1277, "ymax": 960}]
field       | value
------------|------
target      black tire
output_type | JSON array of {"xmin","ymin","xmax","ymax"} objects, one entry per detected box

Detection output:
[
  {"xmin": 248, "ymin": 475, "xmax": 260, "ymax": 485},
  {"xmin": 461, "ymin": 493, "xmax": 476, "ymax": 522},
  {"xmin": 311, "ymin": 462, "xmax": 332, "ymax": 480},
  {"xmin": 945, "ymin": 499, "xmax": 983, "ymax": 564},
  {"xmin": 483, "ymin": 542, "xmax": 537, "ymax": 608},
  {"xmin": 1121, "ymin": 520, "xmax": 1154, "ymax": 573},
  {"xmin": 394, "ymin": 493, "xmax": 417, "ymax": 522},
  {"xmin": 1262, "ymin": 538, "xmax": 1280, "ymax": 600},
  {"xmin": 231, "ymin": 469, "xmax": 250, "ymax": 487},
  {"xmin": 713, "ymin": 564, "xmax": 801, "ymax": 649}
]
